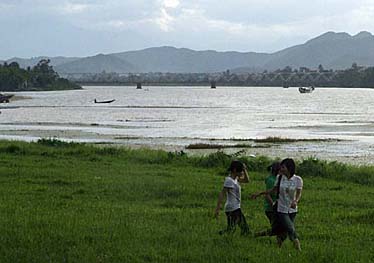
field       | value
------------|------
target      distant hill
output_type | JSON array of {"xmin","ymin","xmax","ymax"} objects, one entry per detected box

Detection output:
[
  {"xmin": 54, "ymin": 54, "xmax": 138, "ymax": 73},
  {"xmin": 6, "ymin": 31, "xmax": 374, "ymax": 73},
  {"xmin": 111, "ymin": 46, "xmax": 269, "ymax": 73},
  {"xmin": 7, "ymin": 56, "xmax": 79, "ymax": 68},
  {"xmin": 261, "ymin": 31, "xmax": 374, "ymax": 70}
]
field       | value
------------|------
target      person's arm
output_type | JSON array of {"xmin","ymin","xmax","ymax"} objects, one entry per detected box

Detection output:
[
  {"xmin": 291, "ymin": 188, "xmax": 302, "ymax": 208},
  {"xmin": 291, "ymin": 177, "xmax": 303, "ymax": 208},
  {"xmin": 265, "ymin": 193, "xmax": 274, "ymax": 206},
  {"xmin": 215, "ymin": 187, "xmax": 228, "ymax": 218},
  {"xmin": 250, "ymin": 186, "xmax": 277, "ymax": 199},
  {"xmin": 264, "ymin": 176, "xmax": 275, "ymax": 205},
  {"xmin": 238, "ymin": 164, "xmax": 249, "ymax": 183}
]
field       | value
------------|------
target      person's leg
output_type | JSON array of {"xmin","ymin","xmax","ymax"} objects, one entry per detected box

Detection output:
[
  {"xmin": 265, "ymin": 211, "xmax": 274, "ymax": 224},
  {"xmin": 277, "ymin": 213, "xmax": 297, "ymax": 240},
  {"xmin": 273, "ymin": 213, "xmax": 289, "ymax": 248},
  {"xmin": 271, "ymin": 212, "xmax": 286, "ymax": 236},
  {"xmin": 278, "ymin": 213, "xmax": 301, "ymax": 250},
  {"xmin": 219, "ymin": 210, "xmax": 238, "ymax": 235},
  {"xmin": 289, "ymin": 213, "xmax": 301, "ymax": 251},
  {"xmin": 237, "ymin": 209, "xmax": 250, "ymax": 236},
  {"xmin": 226, "ymin": 211, "xmax": 236, "ymax": 233},
  {"xmin": 254, "ymin": 212, "xmax": 273, "ymax": 237},
  {"xmin": 220, "ymin": 209, "xmax": 250, "ymax": 236}
]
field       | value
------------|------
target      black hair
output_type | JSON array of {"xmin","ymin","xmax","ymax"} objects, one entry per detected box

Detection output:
[
  {"xmin": 267, "ymin": 162, "xmax": 281, "ymax": 175},
  {"xmin": 227, "ymin": 160, "xmax": 244, "ymax": 173},
  {"xmin": 280, "ymin": 158, "xmax": 295, "ymax": 176}
]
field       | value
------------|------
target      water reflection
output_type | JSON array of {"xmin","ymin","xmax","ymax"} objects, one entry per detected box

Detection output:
[{"xmin": 1, "ymin": 86, "xmax": 374, "ymax": 163}]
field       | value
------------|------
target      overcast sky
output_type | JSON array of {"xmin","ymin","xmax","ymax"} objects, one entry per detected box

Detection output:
[{"xmin": 1, "ymin": 0, "xmax": 373, "ymax": 59}]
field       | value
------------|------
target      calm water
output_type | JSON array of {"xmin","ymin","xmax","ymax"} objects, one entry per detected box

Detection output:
[{"xmin": 1, "ymin": 86, "xmax": 374, "ymax": 162}]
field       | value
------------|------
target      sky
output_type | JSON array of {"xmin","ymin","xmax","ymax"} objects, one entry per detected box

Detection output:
[{"xmin": 1, "ymin": 0, "xmax": 374, "ymax": 59}]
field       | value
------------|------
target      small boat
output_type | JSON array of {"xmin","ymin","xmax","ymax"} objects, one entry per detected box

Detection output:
[
  {"xmin": 210, "ymin": 81, "xmax": 216, "ymax": 89},
  {"xmin": 0, "ymin": 94, "xmax": 13, "ymax": 103},
  {"xmin": 94, "ymin": 99, "xmax": 115, "ymax": 104},
  {"xmin": 298, "ymin": 86, "xmax": 315, "ymax": 93},
  {"xmin": 136, "ymin": 83, "xmax": 142, "ymax": 89}
]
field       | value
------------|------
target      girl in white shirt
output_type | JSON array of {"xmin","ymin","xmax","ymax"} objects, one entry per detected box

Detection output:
[
  {"xmin": 214, "ymin": 160, "xmax": 250, "ymax": 235},
  {"xmin": 251, "ymin": 158, "xmax": 303, "ymax": 250}
]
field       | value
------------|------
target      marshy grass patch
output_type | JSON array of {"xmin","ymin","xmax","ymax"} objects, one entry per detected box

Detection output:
[
  {"xmin": 186, "ymin": 143, "xmax": 254, "ymax": 149},
  {"xmin": 253, "ymin": 136, "xmax": 342, "ymax": 143}
]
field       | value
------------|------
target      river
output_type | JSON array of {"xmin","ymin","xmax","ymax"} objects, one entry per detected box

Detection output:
[{"xmin": 1, "ymin": 86, "xmax": 374, "ymax": 164}]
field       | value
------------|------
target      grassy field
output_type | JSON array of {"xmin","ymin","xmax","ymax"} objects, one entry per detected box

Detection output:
[{"xmin": 0, "ymin": 139, "xmax": 373, "ymax": 262}]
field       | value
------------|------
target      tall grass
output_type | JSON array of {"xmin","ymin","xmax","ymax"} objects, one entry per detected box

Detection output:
[{"xmin": 0, "ymin": 139, "xmax": 372, "ymax": 262}]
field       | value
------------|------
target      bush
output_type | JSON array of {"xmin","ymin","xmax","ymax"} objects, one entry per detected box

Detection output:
[
  {"xmin": 298, "ymin": 158, "xmax": 374, "ymax": 186},
  {"xmin": 194, "ymin": 151, "xmax": 232, "ymax": 169},
  {"xmin": 37, "ymin": 138, "xmax": 77, "ymax": 148},
  {"xmin": 2, "ymin": 144, "xmax": 25, "ymax": 155}
]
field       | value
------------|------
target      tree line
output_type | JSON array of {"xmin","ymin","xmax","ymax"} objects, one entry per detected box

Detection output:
[
  {"xmin": 69, "ymin": 63, "xmax": 374, "ymax": 88},
  {"xmin": 0, "ymin": 60, "xmax": 81, "ymax": 91},
  {"xmin": 3, "ymin": 60, "xmax": 374, "ymax": 89}
]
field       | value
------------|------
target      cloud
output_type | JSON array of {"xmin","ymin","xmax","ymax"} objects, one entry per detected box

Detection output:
[
  {"xmin": 1, "ymin": 0, "xmax": 374, "ymax": 59},
  {"xmin": 60, "ymin": 3, "xmax": 89, "ymax": 14},
  {"xmin": 152, "ymin": 0, "xmax": 180, "ymax": 32},
  {"xmin": 162, "ymin": 0, "xmax": 180, "ymax": 9},
  {"xmin": 348, "ymin": 2, "xmax": 374, "ymax": 31},
  {"xmin": 90, "ymin": 0, "xmax": 181, "ymax": 32},
  {"xmin": 155, "ymin": 8, "xmax": 175, "ymax": 32},
  {"xmin": 144, "ymin": 1, "xmax": 374, "ymax": 51}
]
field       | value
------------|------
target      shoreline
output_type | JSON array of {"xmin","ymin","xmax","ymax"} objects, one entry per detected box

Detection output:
[{"xmin": 0, "ymin": 129, "xmax": 373, "ymax": 165}]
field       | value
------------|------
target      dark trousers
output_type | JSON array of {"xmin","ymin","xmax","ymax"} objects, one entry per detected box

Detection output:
[
  {"xmin": 222, "ymin": 208, "xmax": 250, "ymax": 236},
  {"xmin": 272, "ymin": 212, "xmax": 298, "ymax": 241},
  {"xmin": 265, "ymin": 211, "xmax": 275, "ymax": 224},
  {"xmin": 258, "ymin": 211, "xmax": 281, "ymax": 237}
]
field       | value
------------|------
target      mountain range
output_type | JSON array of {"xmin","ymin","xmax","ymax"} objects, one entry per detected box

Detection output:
[{"xmin": 5, "ymin": 31, "xmax": 374, "ymax": 74}]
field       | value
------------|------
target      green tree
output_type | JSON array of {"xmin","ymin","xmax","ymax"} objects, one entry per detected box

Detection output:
[
  {"xmin": 31, "ymin": 59, "xmax": 59, "ymax": 88},
  {"xmin": 0, "ymin": 59, "xmax": 80, "ymax": 91}
]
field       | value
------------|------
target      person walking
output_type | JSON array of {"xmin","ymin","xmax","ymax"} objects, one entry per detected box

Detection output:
[
  {"xmin": 253, "ymin": 162, "xmax": 281, "ymax": 237},
  {"xmin": 251, "ymin": 158, "xmax": 303, "ymax": 250},
  {"xmin": 214, "ymin": 160, "xmax": 250, "ymax": 236}
]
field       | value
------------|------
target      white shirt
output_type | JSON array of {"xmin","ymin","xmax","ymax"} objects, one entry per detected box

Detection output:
[
  {"xmin": 275, "ymin": 174, "xmax": 303, "ymax": 213},
  {"xmin": 223, "ymin": 176, "xmax": 241, "ymax": 212}
]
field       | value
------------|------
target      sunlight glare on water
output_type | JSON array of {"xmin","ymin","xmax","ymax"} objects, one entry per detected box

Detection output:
[{"xmin": 2, "ymin": 86, "xmax": 374, "ymax": 147}]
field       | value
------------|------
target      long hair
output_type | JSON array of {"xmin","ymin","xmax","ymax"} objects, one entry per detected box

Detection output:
[{"xmin": 280, "ymin": 158, "xmax": 295, "ymax": 176}]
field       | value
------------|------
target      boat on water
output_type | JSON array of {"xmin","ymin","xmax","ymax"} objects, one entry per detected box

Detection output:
[
  {"xmin": 94, "ymin": 99, "xmax": 115, "ymax": 104},
  {"xmin": 0, "ymin": 94, "xmax": 13, "ymax": 103},
  {"xmin": 298, "ymin": 86, "xmax": 315, "ymax": 93}
]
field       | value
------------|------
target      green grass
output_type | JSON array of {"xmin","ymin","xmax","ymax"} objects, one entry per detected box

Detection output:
[{"xmin": 0, "ymin": 140, "xmax": 373, "ymax": 262}]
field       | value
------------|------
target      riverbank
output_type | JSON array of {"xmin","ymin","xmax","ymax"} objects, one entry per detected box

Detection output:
[
  {"xmin": 0, "ymin": 127, "xmax": 373, "ymax": 165},
  {"xmin": 0, "ymin": 140, "xmax": 372, "ymax": 262}
]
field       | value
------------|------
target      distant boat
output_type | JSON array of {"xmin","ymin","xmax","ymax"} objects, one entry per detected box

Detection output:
[
  {"xmin": 0, "ymin": 94, "xmax": 13, "ymax": 103},
  {"xmin": 94, "ymin": 99, "xmax": 115, "ymax": 104},
  {"xmin": 298, "ymin": 86, "xmax": 315, "ymax": 93},
  {"xmin": 210, "ymin": 81, "xmax": 216, "ymax": 89},
  {"xmin": 136, "ymin": 82, "xmax": 142, "ymax": 89}
]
